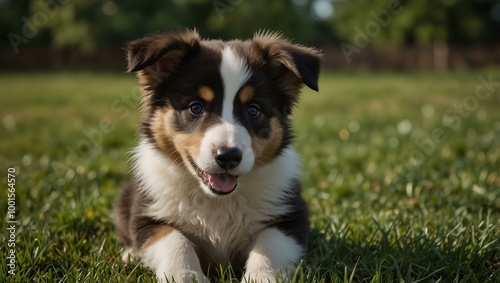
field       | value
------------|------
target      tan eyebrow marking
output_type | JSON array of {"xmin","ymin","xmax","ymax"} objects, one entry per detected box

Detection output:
[
  {"xmin": 239, "ymin": 85, "xmax": 254, "ymax": 104},
  {"xmin": 199, "ymin": 86, "xmax": 214, "ymax": 103}
]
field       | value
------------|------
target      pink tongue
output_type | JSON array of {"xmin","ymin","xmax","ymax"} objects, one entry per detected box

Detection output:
[{"xmin": 208, "ymin": 173, "xmax": 238, "ymax": 193}]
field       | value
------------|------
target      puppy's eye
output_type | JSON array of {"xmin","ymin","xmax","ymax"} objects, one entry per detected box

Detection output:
[
  {"xmin": 189, "ymin": 102, "xmax": 204, "ymax": 116},
  {"xmin": 247, "ymin": 104, "xmax": 260, "ymax": 117}
]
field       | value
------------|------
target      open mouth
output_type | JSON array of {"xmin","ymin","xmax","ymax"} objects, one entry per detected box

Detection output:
[{"xmin": 188, "ymin": 158, "xmax": 238, "ymax": 195}]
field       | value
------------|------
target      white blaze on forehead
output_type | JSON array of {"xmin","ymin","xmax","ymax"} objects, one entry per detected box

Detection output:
[
  {"xmin": 193, "ymin": 47, "xmax": 254, "ymax": 179},
  {"xmin": 220, "ymin": 47, "xmax": 251, "ymax": 122}
]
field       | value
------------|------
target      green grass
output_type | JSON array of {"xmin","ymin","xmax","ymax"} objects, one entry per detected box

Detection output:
[{"xmin": 1, "ymin": 70, "xmax": 499, "ymax": 282}]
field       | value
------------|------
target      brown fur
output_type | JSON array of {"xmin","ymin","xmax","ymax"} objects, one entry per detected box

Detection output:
[
  {"xmin": 150, "ymin": 108, "xmax": 183, "ymax": 164},
  {"xmin": 252, "ymin": 117, "xmax": 284, "ymax": 166},
  {"xmin": 144, "ymin": 226, "xmax": 175, "ymax": 248}
]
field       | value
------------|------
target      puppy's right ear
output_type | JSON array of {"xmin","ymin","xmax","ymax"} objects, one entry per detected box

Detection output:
[{"xmin": 125, "ymin": 29, "xmax": 200, "ymax": 86}]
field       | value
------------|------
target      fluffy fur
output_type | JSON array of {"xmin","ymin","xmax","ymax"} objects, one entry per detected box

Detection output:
[{"xmin": 114, "ymin": 29, "xmax": 321, "ymax": 282}]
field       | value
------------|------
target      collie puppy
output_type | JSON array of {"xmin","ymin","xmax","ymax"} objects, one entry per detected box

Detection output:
[{"xmin": 114, "ymin": 29, "xmax": 321, "ymax": 282}]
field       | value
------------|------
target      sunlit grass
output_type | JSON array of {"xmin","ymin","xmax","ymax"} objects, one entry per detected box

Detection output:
[{"xmin": 1, "ymin": 70, "xmax": 499, "ymax": 282}]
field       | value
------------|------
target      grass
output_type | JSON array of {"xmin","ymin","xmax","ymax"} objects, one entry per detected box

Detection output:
[{"xmin": 1, "ymin": 70, "xmax": 499, "ymax": 282}]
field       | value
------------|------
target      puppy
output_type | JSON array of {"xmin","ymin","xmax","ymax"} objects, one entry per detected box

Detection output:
[{"xmin": 114, "ymin": 29, "xmax": 321, "ymax": 282}]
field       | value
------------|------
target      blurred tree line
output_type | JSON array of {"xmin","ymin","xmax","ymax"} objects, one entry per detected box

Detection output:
[{"xmin": 1, "ymin": 0, "xmax": 499, "ymax": 54}]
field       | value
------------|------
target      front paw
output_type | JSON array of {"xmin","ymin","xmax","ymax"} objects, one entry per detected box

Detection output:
[
  {"xmin": 141, "ymin": 229, "xmax": 207, "ymax": 282},
  {"xmin": 243, "ymin": 228, "xmax": 305, "ymax": 283}
]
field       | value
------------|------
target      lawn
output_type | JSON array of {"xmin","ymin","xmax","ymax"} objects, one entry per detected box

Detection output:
[{"xmin": 0, "ymin": 70, "xmax": 499, "ymax": 282}]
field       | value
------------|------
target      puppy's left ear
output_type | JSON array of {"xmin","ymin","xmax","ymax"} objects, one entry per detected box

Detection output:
[{"xmin": 252, "ymin": 31, "xmax": 322, "ymax": 92}]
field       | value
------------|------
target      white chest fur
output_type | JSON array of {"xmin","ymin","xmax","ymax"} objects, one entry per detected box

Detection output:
[{"xmin": 132, "ymin": 139, "xmax": 301, "ymax": 261}]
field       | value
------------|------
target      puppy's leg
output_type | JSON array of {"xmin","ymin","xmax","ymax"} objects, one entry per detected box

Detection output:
[
  {"xmin": 140, "ymin": 226, "xmax": 208, "ymax": 283},
  {"xmin": 244, "ymin": 228, "xmax": 305, "ymax": 282}
]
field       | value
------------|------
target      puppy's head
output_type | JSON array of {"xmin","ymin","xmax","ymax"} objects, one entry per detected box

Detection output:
[{"xmin": 126, "ymin": 29, "xmax": 321, "ymax": 197}]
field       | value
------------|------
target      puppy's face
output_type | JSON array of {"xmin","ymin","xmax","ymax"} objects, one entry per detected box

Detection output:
[{"xmin": 126, "ymin": 30, "xmax": 320, "ymax": 197}]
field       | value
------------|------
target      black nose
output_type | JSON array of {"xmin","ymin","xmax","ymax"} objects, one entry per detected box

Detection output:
[{"xmin": 215, "ymin": 147, "xmax": 242, "ymax": 170}]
